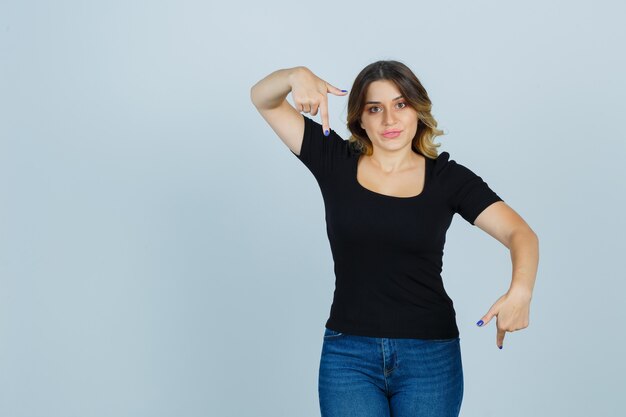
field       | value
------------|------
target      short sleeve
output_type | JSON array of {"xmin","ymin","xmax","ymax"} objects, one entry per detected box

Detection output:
[
  {"xmin": 436, "ymin": 152, "xmax": 504, "ymax": 226},
  {"xmin": 290, "ymin": 114, "xmax": 351, "ymax": 181}
]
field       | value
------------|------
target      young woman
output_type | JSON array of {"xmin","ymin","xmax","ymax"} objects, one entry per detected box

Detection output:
[{"xmin": 250, "ymin": 61, "xmax": 539, "ymax": 417}]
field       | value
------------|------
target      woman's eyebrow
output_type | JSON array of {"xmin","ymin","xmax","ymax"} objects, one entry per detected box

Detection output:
[{"xmin": 365, "ymin": 95, "xmax": 404, "ymax": 105}]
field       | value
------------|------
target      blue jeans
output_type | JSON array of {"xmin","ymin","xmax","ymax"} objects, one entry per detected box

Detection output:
[{"xmin": 319, "ymin": 327, "xmax": 464, "ymax": 417}]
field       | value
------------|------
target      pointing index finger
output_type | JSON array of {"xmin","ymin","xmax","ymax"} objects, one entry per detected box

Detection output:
[
  {"xmin": 319, "ymin": 94, "xmax": 330, "ymax": 137},
  {"xmin": 497, "ymin": 328, "xmax": 505, "ymax": 349}
]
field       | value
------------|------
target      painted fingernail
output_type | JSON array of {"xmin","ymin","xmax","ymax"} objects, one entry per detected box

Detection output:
[
  {"xmin": 476, "ymin": 320, "xmax": 484, "ymax": 326},
  {"xmin": 341, "ymin": 90, "xmax": 348, "ymax": 92},
  {"xmin": 499, "ymin": 345, "xmax": 503, "ymax": 349},
  {"xmin": 324, "ymin": 130, "xmax": 329, "ymax": 136}
]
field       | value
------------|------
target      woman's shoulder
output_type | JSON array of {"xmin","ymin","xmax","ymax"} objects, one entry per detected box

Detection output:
[
  {"xmin": 302, "ymin": 114, "xmax": 359, "ymax": 158},
  {"xmin": 431, "ymin": 151, "xmax": 453, "ymax": 175},
  {"xmin": 430, "ymin": 151, "xmax": 480, "ymax": 185},
  {"xmin": 431, "ymin": 151, "xmax": 492, "ymax": 192}
]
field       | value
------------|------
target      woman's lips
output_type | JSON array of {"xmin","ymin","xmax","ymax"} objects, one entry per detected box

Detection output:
[{"xmin": 383, "ymin": 131, "xmax": 402, "ymax": 138}]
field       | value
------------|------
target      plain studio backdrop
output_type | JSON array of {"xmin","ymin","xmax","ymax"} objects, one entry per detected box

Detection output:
[{"xmin": 1, "ymin": 0, "xmax": 624, "ymax": 416}]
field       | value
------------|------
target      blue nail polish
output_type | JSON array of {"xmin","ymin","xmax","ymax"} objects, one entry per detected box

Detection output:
[
  {"xmin": 324, "ymin": 130, "xmax": 329, "ymax": 136},
  {"xmin": 476, "ymin": 320, "xmax": 484, "ymax": 326},
  {"xmin": 341, "ymin": 90, "xmax": 348, "ymax": 92},
  {"xmin": 499, "ymin": 345, "xmax": 503, "ymax": 349}
]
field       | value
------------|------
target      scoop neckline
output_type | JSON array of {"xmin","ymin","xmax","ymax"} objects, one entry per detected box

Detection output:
[{"xmin": 354, "ymin": 153, "xmax": 431, "ymax": 200}]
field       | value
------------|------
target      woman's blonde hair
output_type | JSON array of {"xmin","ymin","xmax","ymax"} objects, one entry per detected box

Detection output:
[{"xmin": 346, "ymin": 60, "xmax": 444, "ymax": 159}]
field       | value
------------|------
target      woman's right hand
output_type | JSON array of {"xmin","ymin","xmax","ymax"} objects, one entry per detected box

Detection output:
[{"xmin": 288, "ymin": 67, "xmax": 348, "ymax": 136}]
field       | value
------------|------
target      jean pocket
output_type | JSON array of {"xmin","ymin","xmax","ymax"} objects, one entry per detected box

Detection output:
[{"xmin": 323, "ymin": 327, "xmax": 344, "ymax": 338}]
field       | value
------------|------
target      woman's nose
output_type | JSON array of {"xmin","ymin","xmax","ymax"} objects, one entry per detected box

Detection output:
[{"xmin": 384, "ymin": 113, "xmax": 396, "ymax": 125}]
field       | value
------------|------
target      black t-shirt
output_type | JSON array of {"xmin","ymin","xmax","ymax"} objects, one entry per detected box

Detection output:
[{"xmin": 290, "ymin": 115, "xmax": 504, "ymax": 339}]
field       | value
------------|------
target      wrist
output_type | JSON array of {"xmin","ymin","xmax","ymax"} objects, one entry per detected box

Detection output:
[
  {"xmin": 287, "ymin": 66, "xmax": 303, "ymax": 88},
  {"xmin": 508, "ymin": 285, "xmax": 533, "ymax": 300}
]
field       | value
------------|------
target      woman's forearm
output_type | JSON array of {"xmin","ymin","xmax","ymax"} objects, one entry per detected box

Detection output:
[
  {"xmin": 508, "ymin": 230, "xmax": 539, "ymax": 298},
  {"xmin": 250, "ymin": 66, "xmax": 301, "ymax": 110}
]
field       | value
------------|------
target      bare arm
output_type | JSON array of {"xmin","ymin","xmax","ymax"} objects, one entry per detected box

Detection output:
[
  {"xmin": 250, "ymin": 67, "xmax": 300, "ymax": 110},
  {"xmin": 250, "ymin": 67, "xmax": 347, "ymax": 155},
  {"xmin": 474, "ymin": 202, "xmax": 539, "ymax": 349}
]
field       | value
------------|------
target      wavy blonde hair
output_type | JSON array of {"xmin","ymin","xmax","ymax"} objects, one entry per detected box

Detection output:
[{"xmin": 345, "ymin": 60, "xmax": 444, "ymax": 159}]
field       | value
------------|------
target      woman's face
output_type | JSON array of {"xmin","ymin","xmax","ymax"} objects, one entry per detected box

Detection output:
[{"xmin": 360, "ymin": 80, "xmax": 419, "ymax": 153}]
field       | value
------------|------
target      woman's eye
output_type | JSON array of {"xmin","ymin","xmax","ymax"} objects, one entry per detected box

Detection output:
[{"xmin": 368, "ymin": 102, "xmax": 406, "ymax": 113}]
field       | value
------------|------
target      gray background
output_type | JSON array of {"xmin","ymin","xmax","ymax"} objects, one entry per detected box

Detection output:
[{"xmin": 1, "ymin": 0, "xmax": 625, "ymax": 416}]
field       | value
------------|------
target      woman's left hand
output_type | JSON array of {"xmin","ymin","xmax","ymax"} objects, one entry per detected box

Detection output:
[{"xmin": 476, "ymin": 288, "xmax": 532, "ymax": 349}]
